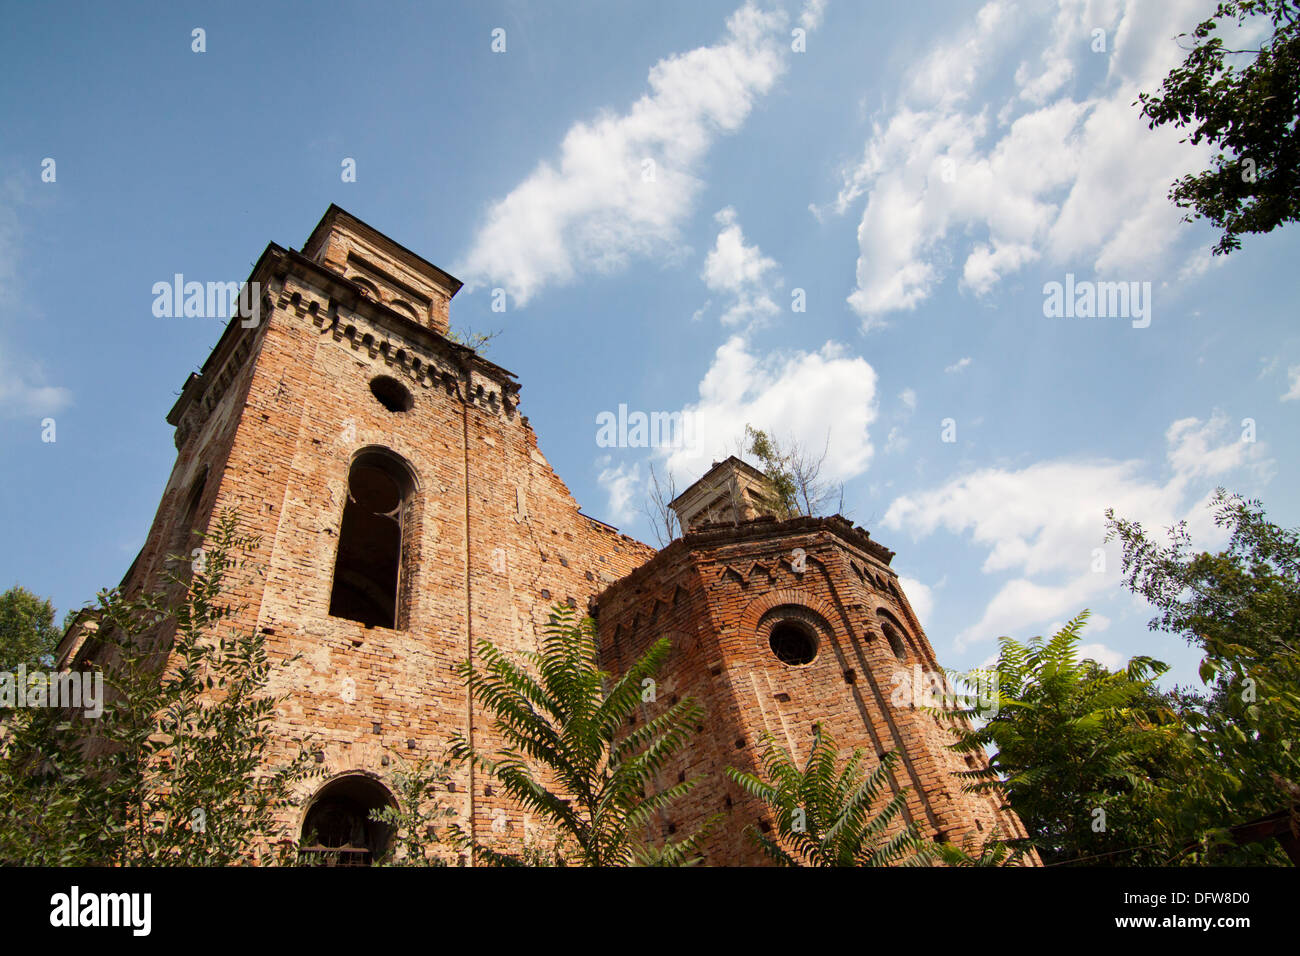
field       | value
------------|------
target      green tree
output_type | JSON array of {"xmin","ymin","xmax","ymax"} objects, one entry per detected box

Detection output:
[
  {"xmin": 950, "ymin": 612, "xmax": 1185, "ymax": 866},
  {"xmin": 743, "ymin": 425, "xmax": 842, "ymax": 518},
  {"xmin": 1107, "ymin": 489, "xmax": 1300, "ymax": 863},
  {"xmin": 450, "ymin": 606, "xmax": 705, "ymax": 866},
  {"xmin": 725, "ymin": 730, "xmax": 936, "ymax": 866},
  {"xmin": 367, "ymin": 753, "xmax": 458, "ymax": 866},
  {"xmin": 0, "ymin": 585, "xmax": 63, "ymax": 671},
  {"xmin": 0, "ymin": 510, "xmax": 317, "ymax": 865},
  {"xmin": 1138, "ymin": 0, "xmax": 1300, "ymax": 254}
]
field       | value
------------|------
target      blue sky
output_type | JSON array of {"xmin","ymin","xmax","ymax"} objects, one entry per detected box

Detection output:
[{"xmin": 1, "ymin": 0, "xmax": 1297, "ymax": 688}]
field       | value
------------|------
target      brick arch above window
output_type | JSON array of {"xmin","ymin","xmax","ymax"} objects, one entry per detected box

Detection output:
[
  {"xmin": 738, "ymin": 588, "xmax": 840, "ymax": 636},
  {"xmin": 874, "ymin": 606, "xmax": 918, "ymax": 662}
]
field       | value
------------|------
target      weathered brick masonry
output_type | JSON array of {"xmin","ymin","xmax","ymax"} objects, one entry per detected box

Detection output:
[
  {"xmin": 60, "ymin": 206, "xmax": 1032, "ymax": 864},
  {"xmin": 595, "ymin": 510, "xmax": 1030, "ymax": 864}
]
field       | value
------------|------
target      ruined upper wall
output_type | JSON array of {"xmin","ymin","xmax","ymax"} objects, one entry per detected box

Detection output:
[{"xmin": 301, "ymin": 204, "xmax": 461, "ymax": 336}]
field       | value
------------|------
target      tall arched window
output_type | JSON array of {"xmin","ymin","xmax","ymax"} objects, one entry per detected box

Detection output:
[
  {"xmin": 171, "ymin": 466, "xmax": 209, "ymax": 572},
  {"xmin": 328, "ymin": 448, "xmax": 416, "ymax": 629},
  {"xmin": 877, "ymin": 608, "xmax": 911, "ymax": 662}
]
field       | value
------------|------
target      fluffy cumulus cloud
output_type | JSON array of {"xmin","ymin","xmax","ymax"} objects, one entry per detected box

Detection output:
[
  {"xmin": 456, "ymin": 3, "xmax": 794, "ymax": 306},
  {"xmin": 662, "ymin": 335, "xmax": 878, "ymax": 487},
  {"xmin": 596, "ymin": 457, "xmax": 642, "ymax": 527},
  {"xmin": 897, "ymin": 575, "xmax": 934, "ymax": 626},
  {"xmin": 702, "ymin": 207, "xmax": 781, "ymax": 326},
  {"xmin": 830, "ymin": 0, "xmax": 1222, "ymax": 328},
  {"xmin": 883, "ymin": 411, "xmax": 1269, "ymax": 649}
]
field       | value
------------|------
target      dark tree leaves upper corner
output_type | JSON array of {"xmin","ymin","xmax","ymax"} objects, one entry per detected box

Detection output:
[{"xmin": 1138, "ymin": 1, "xmax": 1300, "ymax": 255}]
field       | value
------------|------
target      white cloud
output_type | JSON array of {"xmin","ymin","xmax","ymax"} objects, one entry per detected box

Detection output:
[
  {"xmin": 456, "ymin": 3, "xmax": 792, "ymax": 306},
  {"xmin": 883, "ymin": 411, "xmax": 1267, "ymax": 648},
  {"xmin": 702, "ymin": 207, "xmax": 781, "ymax": 326},
  {"xmin": 0, "ymin": 349, "xmax": 72, "ymax": 418},
  {"xmin": 799, "ymin": 0, "xmax": 828, "ymax": 31},
  {"xmin": 944, "ymin": 357, "xmax": 972, "ymax": 373},
  {"xmin": 596, "ymin": 457, "xmax": 642, "ymax": 527},
  {"xmin": 833, "ymin": 0, "xmax": 1220, "ymax": 327},
  {"xmin": 1282, "ymin": 365, "xmax": 1300, "ymax": 402},
  {"xmin": 1165, "ymin": 412, "xmax": 1259, "ymax": 479},
  {"xmin": 884, "ymin": 425, "xmax": 908, "ymax": 456},
  {"xmin": 1077, "ymin": 641, "xmax": 1124, "ymax": 671},
  {"xmin": 663, "ymin": 335, "xmax": 878, "ymax": 486},
  {"xmin": 899, "ymin": 388, "xmax": 917, "ymax": 411},
  {"xmin": 898, "ymin": 575, "xmax": 934, "ymax": 626}
]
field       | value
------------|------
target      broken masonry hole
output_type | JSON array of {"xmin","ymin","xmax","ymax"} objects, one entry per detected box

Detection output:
[{"xmin": 369, "ymin": 375, "xmax": 414, "ymax": 413}]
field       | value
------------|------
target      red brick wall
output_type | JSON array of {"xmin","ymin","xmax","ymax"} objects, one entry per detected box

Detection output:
[
  {"xmin": 81, "ymin": 212, "xmax": 1033, "ymax": 866},
  {"xmin": 594, "ymin": 516, "xmax": 1034, "ymax": 865},
  {"xmin": 97, "ymin": 233, "xmax": 654, "ymax": 860}
]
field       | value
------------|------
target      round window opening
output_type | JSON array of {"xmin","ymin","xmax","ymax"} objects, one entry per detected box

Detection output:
[
  {"xmin": 370, "ymin": 375, "xmax": 414, "ymax": 413},
  {"xmin": 769, "ymin": 621, "xmax": 817, "ymax": 666}
]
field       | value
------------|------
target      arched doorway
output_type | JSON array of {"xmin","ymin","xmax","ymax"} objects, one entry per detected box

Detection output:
[{"xmin": 299, "ymin": 773, "xmax": 397, "ymax": 866}]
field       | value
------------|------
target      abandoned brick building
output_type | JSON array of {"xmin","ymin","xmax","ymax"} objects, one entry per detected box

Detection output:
[{"xmin": 57, "ymin": 205, "xmax": 1030, "ymax": 865}]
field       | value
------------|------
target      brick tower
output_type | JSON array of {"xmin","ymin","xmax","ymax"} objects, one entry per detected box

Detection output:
[
  {"xmin": 593, "ymin": 458, "xmax": 1031, "ymax": 864},
  {"xmin": 57, "ymin": 207, "xmax": 1030, "ymax": 865},
  {"xmin": 58, "ymin": 206, "xmax": 657, "ymax": 862}
]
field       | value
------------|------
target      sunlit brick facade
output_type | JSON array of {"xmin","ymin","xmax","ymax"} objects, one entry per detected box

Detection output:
[{"xmin": 59, "ymin": 206, "xmax": 1031, "ymax": 865}]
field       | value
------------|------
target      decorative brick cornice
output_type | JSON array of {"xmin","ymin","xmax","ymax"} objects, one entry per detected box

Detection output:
[
  {"xmin": 594, "ymin": 513, "xmax": 896, "ymax": 610},
  {"xmin": 168, "ymin": 243, "xmax": 525, "ymax": 449}
]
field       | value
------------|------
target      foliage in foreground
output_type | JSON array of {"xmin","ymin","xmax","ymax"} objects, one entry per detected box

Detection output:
[
  {"xmin": 0, "ymin": 511, "xmax": 316, "ymax": 865},
  {"xmin": 367, "ymin": 753, "xmax": 458, "ymax": 866},
  {"xmin": 726, "ymin": 730, "xmax": 938, "ymax": 866},
  {"xmin": 951, "ymin": 613, "xmax": 1185, "ymax": 866},
  {"xmin": 451, "ymin": 606, "xmax": 706, "ymax": 866},
  {"xmin": 1108, "ymin": 488, "xmax": 1300, "ymax": 863}
]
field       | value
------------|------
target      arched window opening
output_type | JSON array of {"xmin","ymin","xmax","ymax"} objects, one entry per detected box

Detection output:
[
  {"xmin": 389, "ymin": 299, "xmax": 419, "ymax": 322},
  {"xmin": 172, "ymin": 467, "xmax": 209, "ymax": 566},
  {"xmin": 877, "ymin": 609, "xmax": 910, "ymax": 662},
  {"xmin": 328, "ymin": 449, "xmax": 415, "ymax": 629},
  {"xmin": 299, "ymin": 774, "xmax": 396, "ymax": 866},
  {"xmin": 349, "ymin": 275, "xmax": 380, "ymax": 300}
]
